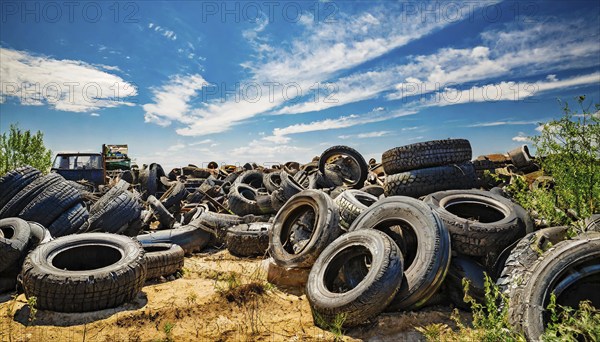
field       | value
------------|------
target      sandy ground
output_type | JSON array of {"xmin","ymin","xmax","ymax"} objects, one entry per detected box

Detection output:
[{"xmin": 0, "ymin": 250, "xmax": 465, "ymax": 342}]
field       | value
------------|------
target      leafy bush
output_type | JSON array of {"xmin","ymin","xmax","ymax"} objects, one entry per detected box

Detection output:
[
  {"xmin": 0, "ymin": 123, "xmax": 52, "ymax": 175},
  {"xmin": 504, "ymin": 96, "xmax": 600, "ymax": 225},
  {"xmin": 543, "ymin": 293, "xmax": 600, "ymax": 341}
]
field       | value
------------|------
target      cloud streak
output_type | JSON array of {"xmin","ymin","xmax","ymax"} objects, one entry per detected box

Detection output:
[{"xmin": 0, "ymin": 48, "xmax": 137, "ymax": 112}]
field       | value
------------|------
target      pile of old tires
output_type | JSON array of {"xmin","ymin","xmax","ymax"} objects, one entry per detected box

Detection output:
[
  {"xmin": 382, "ymin": 139, "xmax": 476, "ymax": 197},
  {"xmin": 1, "ymin": 138, "xmax": 597, "ymax": 338}
]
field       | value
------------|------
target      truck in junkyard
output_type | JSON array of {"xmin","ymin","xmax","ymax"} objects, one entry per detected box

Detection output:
[{"xmin": 51, "ymin": 144, "xmax": 132, "ymax": 186}]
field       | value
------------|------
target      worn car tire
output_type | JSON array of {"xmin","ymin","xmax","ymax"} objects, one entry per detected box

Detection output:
[
  {"xmin": 585, "ymin": 214, "xmax": 600, "ymax": 232},
  {"xmin": 228, "ymin": 184, "xmax": 262, "ymax": 216},
  {"xmin": 0, "ymin": 173, "xmax": 64, "ymax": 219},
  {"xmin": 384, "ymin": 162, "xmax": 476, "ymax": 198},
  {"xmin": 48, "ymin": 203, "xmax": 89, "ymax": 236},
  {"xmin": 28, "ymin": 221, "xmax": 52, "ymax": 246},
  {"xmin": 333, "ymin": 190, "xmax": 378, "ymax": 230},
  {"xmin": 0, "ymin": 218, "xmax": 32, "ymax": 272},
  {"xmin": 382, "ymin": 139, "xmax": 472, "ymax": 174},
  {"xmin": 159, "ymin": 181, "xmax": 188, "ymax": 210},
  {"xmin": 137, "ymin": 224, "xmax": 211, "ymax": 255},
  {"xmin": 497, "ymin": 226, "xmax": 570, "ymax": 315},
  {"xmin": 424, "ymin": 189, "xmax": 525, "ymax": 256},
  {"xmin": 88, "ymin": 190, "xmax": 142, "ymax": 234},
  {"xmin": 0, "ymin": 166, "xmax": 42, "ymax": 210},
  {"xmin": 280, "ymin": 171, "xmax": 305, "ymax": 201},
  {"xmin": 263, "ymin": 171, "xmax": 282, "ymax": 193},
  {"xmin": 21, "ymin": 233, "xmax": 146, "ymax": 312},
  {"xmin": 226, "ymin": 222, "xmax": 271, "ymax": 257},
  {"xmin": 318, "ymin": 145, "xmax": 368, "ymax": 189},
  {"xmin": 269, "ymin": 189, "xmax": 342, "ymax": 268},
  {"xmin": 307, "ymin": 229, "xmax": 404, "ymax": 328},
  {"xmin": 19, "ymin": 180, "xmax": 83, "ymax": 228},
  {"xmin": 445, "ymin": 255, "xmax": 486, "ymax": 310},
  {"xmin": 143, "ymin": 243, "xmax": 185, "ymax": 280},
  {"xmin": 147, "ymin": 195, "xmax": 175, "ymax": 229},
  {"xmin": 234, "ymin": 170, "xmax": 264, "ymax": 189},
  {"xmin": 349, "ymin": 196, "xmax": 451, "ymax": 311},
  {"xmin": 509, "ymin": 234, "xmax": 600, "ymax": 340}
]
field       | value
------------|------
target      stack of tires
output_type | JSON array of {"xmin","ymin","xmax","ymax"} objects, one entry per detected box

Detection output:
[
  {"xmin": 294, "ymin": 195, "xmax": 452, "ymax": 328},
  {"xmin": 0, "ymin": 166, "xmax": 90, "ymax": 237},
  {"xmin": 382, "ymin": 139, "xmax": 476, "ymax": 198},
  {"xmin": 0, "ymin": 218, "xmax": 51, "ymax": 292}
]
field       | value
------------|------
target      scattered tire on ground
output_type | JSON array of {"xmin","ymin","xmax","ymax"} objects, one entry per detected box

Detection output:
[
  {"xmin": 226, "ymin": 222, "xmax": 271, "ymax": 257},
  {"xmin": 307, "ymin": 229, "xmax": 404, "ymax": 328},
  {"xmin": 143, "ymin": 243, "xmax": 185, "ymax": 280},
  {"xmin": 21, "ymin": 233, "xmax": 147, "ymax": 312}
]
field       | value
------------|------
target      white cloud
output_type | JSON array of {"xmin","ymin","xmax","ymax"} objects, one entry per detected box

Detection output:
[
  {"xmin": 417, "ymin": 72, "xmax": 600, "ymax": 108},
  {"xmin": 90, "ymin": 113, "xmax": 100, "ymax": 117},
  {"xmin": 153, "ymin": 4, "xmax": 489, "ymax": 136},
  {"xmin": 167, "ymin": 143, "xmax": 186, "ymax": 152},
  {"xmin": 512, "ymin": 132, "xmax": 531, "ymax": 142},
  {"xmin": 272, "ymin": 109, "xmax": 415, "ymax": 139},
  {"xmin": 468, "ymin": 120, "xmax": 541, "ymax": 128},
  {"xmin": 149, "ymin": 22, "xmax": 177, "ymax": 41},
  {"xmin": 142, "ymin": 74, "xmax": 208, "ymax": 127},
  {"xmin": 0, "ymin": 48, "xmax": 137, "ymax": 112},
  {"xmin": 339, "ymin": 131, "xmax": 392, "ymax": 139},
  {"xmin": 188, "ymin": 139, "xmax": 213, "ymax": 146}
]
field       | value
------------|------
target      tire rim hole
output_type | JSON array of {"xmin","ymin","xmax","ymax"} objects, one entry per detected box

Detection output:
[
  {"xmin": 51, "ymin": 245, "xmax": 123, "ymax": 271},
  {"xmin": 325, "ymin": 245, "xmax": 372, "ymax": 293},
  {"xmin": 444, "ymin": 200, "xmax": 506, "ymax": 223},
  {"xmin": 0, "ymin": 227, "xmax": 15, "ymax": 239},
  {"xmin": 373, "ymin": 219, "xmax": 417, "ymax": 268},
  {"xmin": 281, "ymin": 204, "xmax": 317, "ymax": 255}
]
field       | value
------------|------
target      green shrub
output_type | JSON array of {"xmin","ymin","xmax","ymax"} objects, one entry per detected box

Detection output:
[
  {"xmin": 0, "ymin": 123, "xmax": 52, "ymax": 174},
  {"xmin": 504, "ymin": 96, "xmax": 600, "ymax": 225}
]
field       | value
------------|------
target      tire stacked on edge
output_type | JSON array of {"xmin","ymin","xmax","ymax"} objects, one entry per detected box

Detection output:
[{"xmin": 382, "ymin": 139, "xmax": 476, "ymax": 198}]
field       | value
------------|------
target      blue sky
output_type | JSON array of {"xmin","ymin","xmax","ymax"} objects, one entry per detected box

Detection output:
[{"xmin": 1, "ymin": 0, "xmax": 599, "ymax": 169}]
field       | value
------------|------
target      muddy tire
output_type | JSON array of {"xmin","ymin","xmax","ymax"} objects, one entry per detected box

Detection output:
[
  {"xmin": 0, "ymin": 218, "xmax": 32, "ymax": 272},
  {"xmin": 21, "ymin": 233, "xmax": 146, "ymax": 312},
  {"xmin": 234, "ymin": 170, "xmax": 264, "ymax": 189},
  {"xmin": 0, "ymin": 166, "xmax": 41, "ymax": 209},
  {"xmin": 382, "ymin": 139, "xmax": 472, "ymax": 174},
  {"xmin": 228, "ymin": 184, "xmax": 262, "ymax": 216},
  {"xmin": 226, "ymin": 222, "xmax": 271, "ymax": 257},
  {"xmin": 48, "ymin": 203, "xmax": 89, "ymax": 236},
  {"xmin": 333, "ymin": 190, "xmax": 378, "ymax": 230},
  {"xmin": 0, "ymin": 173, "xmax": 64, "ymax": 219},
  {"xmin": 497, "ymin": 226, "xmax": 570, "ymax": 312},
  {"xmin": 19, "ymin": 180, "xmax": 83, "ymax": 228},
  {"xmin": 143, "ymin": 243, "xmax": 185, "ymax": 280},
  {"xmin": 280, "ymin": 171, "xmax": 305, "ymax": 201},
  {"xmin": 424, "ymin": 189, "xmax": 524, "ymax": 256},
  {"xmin": 318, "ymin": 145, "xmax": 368, "ymax": 189},
  {"xmin": 349, "ymin": 196, "xmax": 451, "ymax": 311},
  {"xmin": 384, "ymin": 162, "xmax": 476, "ymax": 198},
  {"xmin": 306, "ymin": 229, "xmax": 404, "ymax": 328},
  {"xmin": 269, "ymin": 189, "xmax": 342, "ymax": 268},
  {"xmin": 0, "ymin": 266, "xmax": 19, "ymax": 293},
  {"xmin": 263, "ymin": 171, "xmax": 282, "ymax": 193},
  {"xmin": 195, "ymin": 211, "xmax": 245, "ymax": 245},
  {"xmin": 509, "ymin": 234, "xmax": 600, "ymax": 340}
]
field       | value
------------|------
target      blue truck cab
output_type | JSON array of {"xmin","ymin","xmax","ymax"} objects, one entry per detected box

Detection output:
[{"xmin": 51, "ymin": 153, "xmax": 105, "ymax": 185}]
